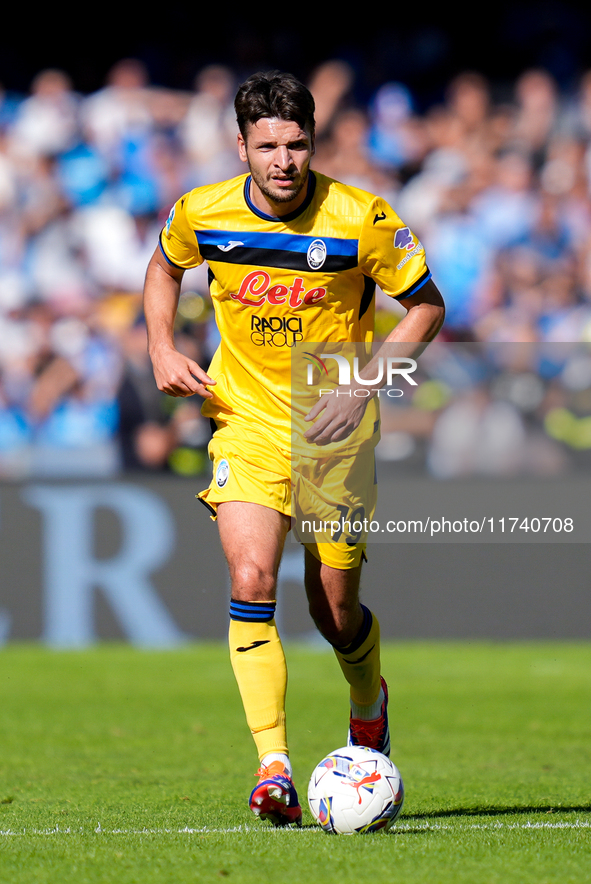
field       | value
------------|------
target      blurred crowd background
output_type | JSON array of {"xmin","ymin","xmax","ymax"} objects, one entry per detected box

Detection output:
[{"xmin": 2, "ymin": 49, "xmax": 591, "ymax": 479}]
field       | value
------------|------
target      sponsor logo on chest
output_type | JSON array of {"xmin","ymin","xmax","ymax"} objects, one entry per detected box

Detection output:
[
  {"xmin": 250, "ymin": 315, "xmax": 304, "ymax": 347},
  {"xmin": 229, "ymin": 270, "xmax": 327, "ymax": 308}
]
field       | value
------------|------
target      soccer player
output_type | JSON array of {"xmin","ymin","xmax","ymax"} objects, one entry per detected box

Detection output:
[{"xmin": 143, "ymin": 71, "xmax": 445, "ymax": 827}]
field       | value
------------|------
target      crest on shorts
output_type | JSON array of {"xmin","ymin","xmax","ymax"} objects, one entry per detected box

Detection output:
[
  {"xmin": 215, "ymin": 458, "xmax": 229, "ymax": 488},
  {"xmin": 307, "ymin": 239, "xmax": 327, "ymax": 270}
]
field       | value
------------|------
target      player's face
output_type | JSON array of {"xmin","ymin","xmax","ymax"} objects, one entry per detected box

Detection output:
[{"xmin": 238, "ymin": 118, "xmax": 315, "ymax": 216}]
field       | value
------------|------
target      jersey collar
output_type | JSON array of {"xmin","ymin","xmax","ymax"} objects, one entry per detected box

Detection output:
[{"xmin": 243, "ymin": 172, "xmax": 316, "ymax": 222}]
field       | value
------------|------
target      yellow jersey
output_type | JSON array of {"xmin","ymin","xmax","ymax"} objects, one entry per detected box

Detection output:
[{"xmin": 159, "ymin": 171, "xmax": 430, "ymax": 452}]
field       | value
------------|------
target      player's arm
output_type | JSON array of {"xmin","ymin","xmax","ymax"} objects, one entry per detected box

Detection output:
[
  {"xmin": 379, "ymin": 277, "xmax": 445, "ymax": 347},
  {"xmin": 304, "ymin": 279, "xmax": 445, "ymax": 445},
  {"xmin": 305, "ymin": 200, "xmax": 445, "ymax": 444},
  {"xmin": 143, "ymin": 246, "xmax": 214, "ymax": 398}
]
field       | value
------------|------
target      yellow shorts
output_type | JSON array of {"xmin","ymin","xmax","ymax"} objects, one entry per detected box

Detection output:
[{"xmin": 197, "ymin": 422, "xmax": 377, "ymax": 570}]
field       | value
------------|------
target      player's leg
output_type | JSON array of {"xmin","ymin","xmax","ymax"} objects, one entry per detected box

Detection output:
[
  {"xmin": 304, "ymin": 549, "xmax": 389, "ymax": 755},
  {"xmin": 217, "ymin": 501, "xmax": 301, "ymax": 825},
  {"xmin": 218, "ymin": 500, "xmax": 289, "ymax": 760}
]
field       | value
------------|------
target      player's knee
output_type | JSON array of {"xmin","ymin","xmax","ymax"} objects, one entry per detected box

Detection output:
[{"xmin": 230, "ymin": 562, "xmax": 277, "ymax": 601}]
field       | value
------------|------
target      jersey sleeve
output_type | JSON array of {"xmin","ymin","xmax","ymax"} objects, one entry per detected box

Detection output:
[
  {"xmin": 159, "ymin": 192, "xmax": 203, "ymax": 270},
  {"xmin": 358, "ymin": 197, "xmax": 431, "ymax": 300}
]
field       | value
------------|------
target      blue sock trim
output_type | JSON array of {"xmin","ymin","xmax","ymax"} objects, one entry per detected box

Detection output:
[
  {"xmin": 333, "ymin": 604, "xmax": 373, "ymax": 654},
  {"xmin": 230, "ymin": 599, "xmax": 277, "ymax": 622}
]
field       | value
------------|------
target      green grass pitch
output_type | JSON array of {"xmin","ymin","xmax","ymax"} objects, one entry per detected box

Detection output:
[{"xmin": 0, "ymin": 642, "xmax": 590, "ymax": 883}]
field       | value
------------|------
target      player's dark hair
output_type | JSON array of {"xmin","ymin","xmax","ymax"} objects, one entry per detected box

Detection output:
[{"xmin": 235, "ymin": 71, "xmax": 315, "ymax": 140}]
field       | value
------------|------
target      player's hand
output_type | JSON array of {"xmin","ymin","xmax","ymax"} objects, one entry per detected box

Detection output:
[
  {"xmin": 150, "ymin": 346, "xmax": 215, "ymax": 398},
  {"xmin": 303, "ymin": 389, "xmax": 369, "ymax": 445}
]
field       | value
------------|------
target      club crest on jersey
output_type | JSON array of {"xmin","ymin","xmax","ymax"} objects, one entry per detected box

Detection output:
[
  {"xmin": 307, "ymin": 239, "xmax": 327, "ymax": 270},
  {"xmin": 394, "ymin": 227, "xmax": 416, "ymax": 251},
  {"xmin": 215, "ymin": 459, "xmax": 229, "ymax": 488}
]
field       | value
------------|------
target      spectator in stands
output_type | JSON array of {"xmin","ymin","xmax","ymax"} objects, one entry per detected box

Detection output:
[{"xmin": 1, "ymin": 60, "xmax": 591, "ymax": 477}]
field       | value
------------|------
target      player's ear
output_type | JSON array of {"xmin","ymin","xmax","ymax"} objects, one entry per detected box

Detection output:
[{"xmin": 237, "ymin": 131, "xmax": 248, "ymax": 163}]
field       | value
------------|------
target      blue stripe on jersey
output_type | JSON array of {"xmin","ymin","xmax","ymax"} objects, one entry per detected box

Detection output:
[
  {"xmin": 396, "ymin": 269, "xmax": 432, "ymax": 301},
  {"xmin": 196, "ymin": 229, "xmax": 358, "ymax": 258},
  {"xmin": 159, "ymin": 234, "xmax": 183, "ymax": 268}
]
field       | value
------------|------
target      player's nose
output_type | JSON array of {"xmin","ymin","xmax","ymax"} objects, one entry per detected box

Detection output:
[{"xmin": 274, "ymin": 146, "xmax": 293, "ymax": 169}]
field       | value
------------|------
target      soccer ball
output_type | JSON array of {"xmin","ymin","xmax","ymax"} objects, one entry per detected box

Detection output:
[{"xmin": 307, "ymin": 746, "xmax": 404, "ymax": 834}]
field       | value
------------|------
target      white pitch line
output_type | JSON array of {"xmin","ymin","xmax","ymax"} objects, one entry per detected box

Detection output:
[{"xmin": 0, "ymin": 820, "xmax": 589, "ymax": 837}]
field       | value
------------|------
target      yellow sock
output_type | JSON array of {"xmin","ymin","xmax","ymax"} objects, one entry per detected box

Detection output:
[
  {"xmin": 333, "ymin": 605, "xmax": 381, "ymax": 708},
  {"xmin": 229, "ymin": 599, "xmax": 288, "ymax": 761}
]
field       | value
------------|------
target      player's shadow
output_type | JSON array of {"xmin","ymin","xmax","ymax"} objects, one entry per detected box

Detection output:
[
  {"xmin": 298, "ymin": 804, "xmax": 591, "ymax": 833},
  {"xmin": 403, "ymin": 803, "xmax": 591, "ymax": 821}
]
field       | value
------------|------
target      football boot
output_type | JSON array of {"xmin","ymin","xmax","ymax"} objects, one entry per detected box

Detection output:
[
  {"xmin": 347, "ymin": 676, "xmax": 390, "ymax": 757},
  {"xmin": 249, "ymin": 760, "xmax": 302, "ymax": 827}
]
